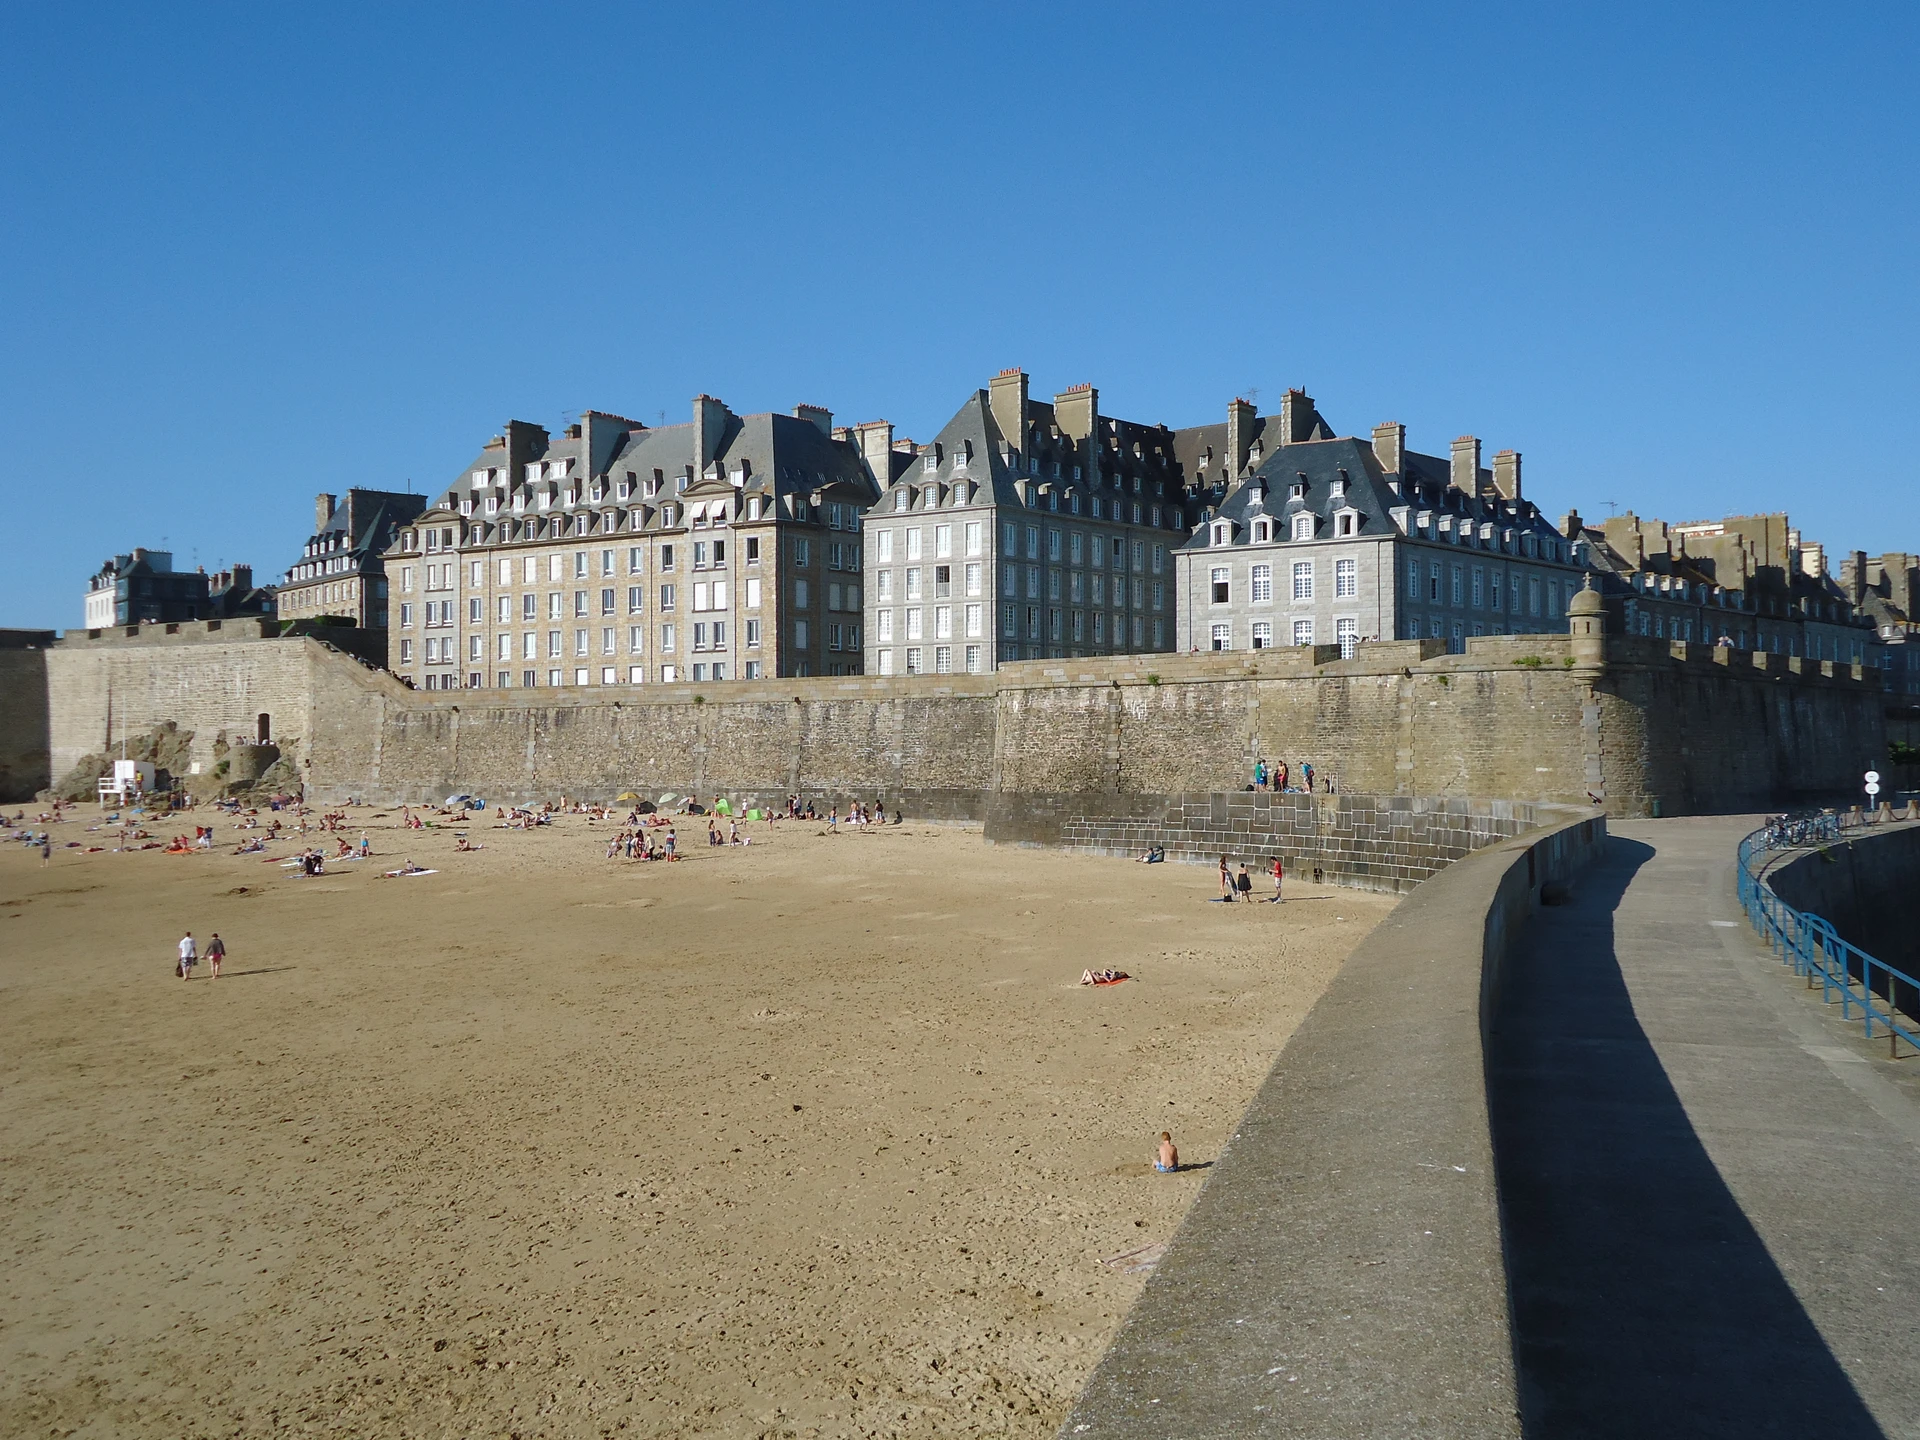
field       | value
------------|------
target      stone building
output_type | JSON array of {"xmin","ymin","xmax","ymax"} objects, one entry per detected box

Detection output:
[
  {"xmin": 383, "ymin": 396, "xmax": 883, "ymax": 690},
  {"xmin": 862, "ymin": 369, "xmax": 1228, "ymax": 675},
  {"xmin": 1173, "ymin": 397, "xmax": 1581, "ymax": 656},
  {"xmin": 275, "ymin": 489, "xmax": 425, "ymax": 629},
  {"xmin": 1840, "ymin": 550, "xmax": 1920, "ymax": 697},
  {"xmin": 84, "ymin": 549, "xmax": 274, "ymax": 628},
  {"xmin": 1564, "ymin": 510, "xmax": 1880, "ymax": 670}
]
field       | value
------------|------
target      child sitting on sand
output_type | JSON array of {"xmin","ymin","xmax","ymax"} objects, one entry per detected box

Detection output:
[{"xmin": 1155, "ymin": 1133, "xmax": 1179, "ymax": 1173}]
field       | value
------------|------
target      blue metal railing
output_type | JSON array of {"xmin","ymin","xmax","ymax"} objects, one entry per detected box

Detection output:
[{"xmin": 1738, "ymin": 820, "xmax": 1920, "ymax": 1058}]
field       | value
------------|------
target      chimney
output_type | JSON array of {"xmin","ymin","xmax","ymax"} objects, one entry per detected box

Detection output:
[
  {"xmin": 1053, "ymin": 382, "xmax": 1098, "ymax": 442},
  {"xmin": 793, "ymin": 404, "xmax": 833, "ymax": 435},
  {"xmin": 856, "ymin": 420, "xmax": 895, "ymax": 489},
  {"xmin": 315, "ymin": 493, "xmax": 337, "ymax": 532},
  {"xmin": 988, "ymin": 368, "xmax": 1029, "ymax": 454},
  {"xmin": 1278, "ymin": 389, "xmax": 1320, "ymax": 445},
  {"xmin": 1561, "ymin": 509, "xmax": 1585, "ymax": 543},
  {"xmin": 229, "ymin": 564, "xmax": 251, "ymax": 592},
  {"xmin": 692, "ymin": 394, "xmax": 730, "ymax": 470},
  {"xmin": 1492, "ymin": 449, "xmax": 1522, "ymax": 502},
  {"xmin": 1371, "ymin": 421, "xmax": 1405, "ymax": 475},
  {"xmin": 1226, "ymin": 397, "xmax": 1257, "ymax": 477},
  {"xmin": 1450, "ymin": 436, "xmax": 1481, "ymax": 497}
]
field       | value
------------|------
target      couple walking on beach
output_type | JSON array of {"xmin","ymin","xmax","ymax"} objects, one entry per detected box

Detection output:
[{"xmin": 176, "ymin": 930, "xmax": 226, "ymax": 980}]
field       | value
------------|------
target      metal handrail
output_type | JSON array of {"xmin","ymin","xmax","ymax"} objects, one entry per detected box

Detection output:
[{"xmin": 1738, "ymin": 822, "xmax": 1920, "ymax": 1058}]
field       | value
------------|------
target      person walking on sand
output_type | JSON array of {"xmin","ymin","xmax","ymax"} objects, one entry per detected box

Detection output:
[
  {"xmin": 1269, "ymin": 854, "xmax": 1285, "ymax": 903},
  {"xmin": 1155, "ymin": 1132, "xmax": 1179, "ymax": 1173},
  {"xmin": 206, "ymin": 933, "xmax": 226, "ymax": 980},
  {"xmin": 177, "ymin": 931, "xmax": 197, "ymax": 981},
  {"xmin": 40, "ymin": 836, "xmax": 52, "ymax": 867},
  {"xmin": 1235, "ymin": 863, "xmax": 1254, "ymax": 903},
  {"xmin": 1218, "ymin": 855, "xmax": 1232, "ymax": 901}
]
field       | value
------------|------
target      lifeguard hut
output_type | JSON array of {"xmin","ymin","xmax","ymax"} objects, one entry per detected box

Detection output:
[{"xmin": 98, "ymin": 759, "xmax": 155, "ymax": 806}]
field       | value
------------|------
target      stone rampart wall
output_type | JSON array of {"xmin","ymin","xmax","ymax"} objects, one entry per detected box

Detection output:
[
  {"xmin": 0, "ymin": 646, "xmax": 52, "ymax": 801},
  {"xmin": 21, "ymin": 622, "xmax": 1892, "ymax": 818},
  {"xmin": 984, "ymin": 790, "xmax": 1577, "ymax": 894}
]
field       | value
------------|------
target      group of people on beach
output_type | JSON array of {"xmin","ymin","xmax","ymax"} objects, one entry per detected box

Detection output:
[
  {"xmin": 174, "ymin": 929, "xmax": 226, "ymax": 980},
  {"xmin": 607, "ymin": 827, "xmax": 677, "ymax": 861},
  {"xmin": 1251, "ymin": 758, "xmax": 1328, "ymax": 794},
  {"xmin": 1218, "ymin": 854, "xmax": 1285, "ymax": 903}
]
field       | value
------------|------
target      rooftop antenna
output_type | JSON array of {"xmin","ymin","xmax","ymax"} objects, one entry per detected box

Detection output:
[
  {"xmin": 658, "ymin": 410, "xmax": 666, "ymax": 425},
  {"xmin": 1245, "ymin": 385, "xmax": 1260, "ymax": 406},
  {"xmin": 1602, "ymin": 499, "xmax": 1620, "ymax": 516}
]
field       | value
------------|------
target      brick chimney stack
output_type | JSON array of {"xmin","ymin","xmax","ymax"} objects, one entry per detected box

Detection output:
[
  {"xmin": 1226, "ymin": 397, "xmax": 1257, "ymax": 477},
  {"xmin": 1371, "ymin": 422, "xmax": 1405, "ymax": 475},
  {"xmin": 856, "ymin": 420, "xmax": 895, "ymax": 490},
  {"xmin": 793, "ymin": 404, "xmax": 833, "ymax": 436},
  {"xmin": 988, "ymin": 368, "xmax": 1029, "ymax": 456},
  {"xmin": 315, "ymin": 493, "xmax": 336, "ymax": 532},
  {"xmin": 1450, "ymin": 437, "xmax": 1481, "ymax": 498},
  {"xmin": 1492, "ymin": 449, "xmax": 1522, "ymax": 502},
  {"xmin": 1278, "ymin": 388, "xmax": 1319, "ymax": 446}
]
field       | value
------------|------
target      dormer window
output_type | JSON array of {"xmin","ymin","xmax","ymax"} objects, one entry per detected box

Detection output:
[
  {"xmin": 1292, "ymin": 513, "xmax": 1315, "ymax": 542},
  {"xmin": 1212, "ymin": 522, "xmax": 1231, "ymax": 545},
  {"xmin": 1337, "ymin": 512, "xmax": 1357, "ymax": 537},
  {"xmin": 1253, "ymin": 520, "xmax": 1271, "ymax": 543},
  {"xmin": 923, "ymin": 452, "xmax": 938, "ymax": 474}
]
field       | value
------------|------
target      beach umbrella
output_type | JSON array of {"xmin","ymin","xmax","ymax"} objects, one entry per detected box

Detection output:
[{"xmin": 616, "ymin": 791, "xmax": 641, "ymax": 801}]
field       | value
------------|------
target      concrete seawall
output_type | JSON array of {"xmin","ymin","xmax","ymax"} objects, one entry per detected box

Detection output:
[
  {"xmin": 1763, "ymin": 821, "xmax": 1920, "ymax": 975},
  {"xmin": 1058, "ymin": 814, "xmax": 1606, "ymax": 1437}
]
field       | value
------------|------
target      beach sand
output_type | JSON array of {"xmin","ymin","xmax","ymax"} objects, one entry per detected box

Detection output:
[{"xmin": 0, "ymin": 805, "xmax": 1391, "ymax": 1438}]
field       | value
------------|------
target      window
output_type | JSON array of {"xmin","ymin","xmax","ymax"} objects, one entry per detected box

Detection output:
[
  {"xmin": 964, "ymin": 562, "xmax": 982, "ymax": 597},
  {"xmin": 1293, "ymin": 619, "xmax": 1314, "ymax": 646},
  {"xmin": 1451, "ymin": 565, "xmax": 1464, "ymax": 606},
  {"xmin": 1490, "ymin": 572, "xmax": 1503, "ymax": 611},
  {"xmin": 906, "ymin": 607, "xmax": 923, "ymax": 640},
  {"xmin": 1251, "ymin": 621, "xmax": 1272, "ymax": 649},
  {"xmin": 629, "ymin": 546, "xmax": 643, "ymax": 574},
  {"xmin": 660, "ymin": 622, "xmax": 674, "ymax": 652},
  {"xmin": 399, "ymin": 639, "xmax": 413, "ymax": 662},
  {"xmin": 965, "ymin": 603, "xmax": 983, "ymax": 638},
  {"xmin": 965, "ymin": 522, "xmax": 982, "ymax": 556},
  {"xmin": 905, "ymin": 646, "xmax": 922, "ymax": 674},
  {"xmin": 660, "ymin": 583, "xmax": 675, "ymax": 611},
  {"xmin": 794, "ymin": 618, "xmax": 809, "ymax": 648},
  {"xmin": 1292, "ymin": 561, "xmax": 1313, "ymax": 601},
  {"xmin": 1335, "ymin": 559, "xmax": 1357, "ymax": 598},
  {"xmin": 934, "ymin": 605, "xmax": 953, "ymax": 639},
  {"xmin": 628, "ymin": 625, "xmax": 645, "ymax": 654},
  {"xmin": 745, "ymin": 536, "xmax": 760, "ymax": 563},
  {"xmin": 1211, "ymin": 567, "xmax": 1230, "ymax": 604},
  {"xmin": 572, "ymin": 628, "xmax": 588, "ymax": 657},
  {"xmin": 1471, "ymin": 567, "xmax": 1485, "ymax": 608},
  {"xmin": 794, "ymin": 578, "xmax": 810, "ymax": 608},
  {"xmin": 600, "ymin": 588, "xmax": 615, "ymax": 615},
  {"xmin": 905, "ymin": 528, "xmax": 922, "ymax": 561},
  {"xmin": 1026, "ymin": 525, "xmax": 1040, "ymax": 560},
  {"xmin": 1529, "ymin": 576, "xmax": 1542, "ymax": 616},
  {"xmin": 935, "ymin": 645, "xmax": 953, "ymax": 673},
  {"xmin": 469, "ymin": 597, "xmax": 483, "ymax": 624},
  {"xmin": 935, "ymin": 524, "xmax": 952, "ymax": 558},
  {"xmin": 399, "ymin": 602, "xmax": 414, "ymax": 628},
  {"xmin": 1429, "ymin": 563, "xmax": 1441, "ymax": 602},
  {"xmin": 1292, "ymin": 514, "xmax": 1314, "ymax": 541},
  {"xmin": 660, "ymin": 664, "xmax": 676, "ymax": 682},
  {"xmin": 574, "ymin": 553, "xmax": 588, "ymax": 579},
  {"xmin": 1336, "ymin": 617, "xmax": 1357, "ymax": 658},
  {"xmin": 1250, "ymin": 564, "xmax": 1272, "ymax": 602}
]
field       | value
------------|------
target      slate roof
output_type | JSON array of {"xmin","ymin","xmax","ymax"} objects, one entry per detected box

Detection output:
[{"xmin": 1176, "ymin": 434, "xmax": 1568, "ymax": 556}]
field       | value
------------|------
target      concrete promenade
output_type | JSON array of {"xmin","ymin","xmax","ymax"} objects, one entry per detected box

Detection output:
[{"xmin": 1491, "ymin": 817, "xmax": 1920, "ymax": 1438}]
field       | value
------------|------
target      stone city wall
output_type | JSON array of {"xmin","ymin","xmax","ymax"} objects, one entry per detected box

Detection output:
[
  {"xmin": 19, "ymin": 621, "xmax": 1892, "ymax": 819},
  {"xmin": 0, "ymin": 632, "xmax": 55, "ymax": 801},
  {"xmin": 983, "ymin": 790, "xmax": 1576, "ymax": 895}
]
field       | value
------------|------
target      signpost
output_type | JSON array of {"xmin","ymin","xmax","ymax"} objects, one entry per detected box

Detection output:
[{"xmin": 1865, "ymin": 769, "xmax": 1881, "ymax": 803}]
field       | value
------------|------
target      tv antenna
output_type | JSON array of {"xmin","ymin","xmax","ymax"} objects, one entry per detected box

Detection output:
[{"xmin": 1602, "ymin": 498, "xmax": 1621, "ymax": 516}]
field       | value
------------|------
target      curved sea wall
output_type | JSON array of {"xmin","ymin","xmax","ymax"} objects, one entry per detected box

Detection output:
[
  {"xmin": 1058, "ymin": 813, "xmax": 1606, "ymax": 1439},
  {"xmin": 1765, "ymin": 822, "xmax": 1920, "ymax": 975}
]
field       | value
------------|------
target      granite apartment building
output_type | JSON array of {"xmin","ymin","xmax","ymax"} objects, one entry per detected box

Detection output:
[
  {"xmin": 862, "ymin": 369, "xmax": 1230, "ymax": 675},
  {"xmin": 1173, "ymin": 397, "xmax": 1581, "ymax": 656},
  {"xmin": 276, "ymin": 489, "xmax": 425, "ymax": 629},
  {"xmin": 383, "ymin": 397, "xmax": 883, "ymax": 690}
]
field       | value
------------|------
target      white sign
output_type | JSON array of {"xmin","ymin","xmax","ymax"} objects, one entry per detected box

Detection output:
[
  {"xmin": 1865, "ymin": 770, "xmax": 1881, "ymax": 785},
  {"xmin": 1866, "ymin": 781, "xmax": 1882, "ymax": 797}
]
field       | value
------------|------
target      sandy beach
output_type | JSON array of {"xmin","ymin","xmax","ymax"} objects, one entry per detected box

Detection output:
[{"xmin": 0, "ymin": 803, "xmax": 1391, "ymax": 1439}]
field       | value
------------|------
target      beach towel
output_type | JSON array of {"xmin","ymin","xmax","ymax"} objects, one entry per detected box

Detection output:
[{"xmin": 381, "ymin": 867, "xmax": 438, "ymax": 878}]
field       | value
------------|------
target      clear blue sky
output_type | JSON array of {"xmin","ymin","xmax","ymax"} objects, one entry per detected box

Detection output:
[{"xmin": 3, "ymin": 1, "xmax": 1916, "ymax": 629}]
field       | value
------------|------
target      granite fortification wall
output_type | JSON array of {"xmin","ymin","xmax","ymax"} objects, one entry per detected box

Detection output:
[{"xmin": 25, "ymin": 623, "xmax": 1889, "ymax": 822}]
